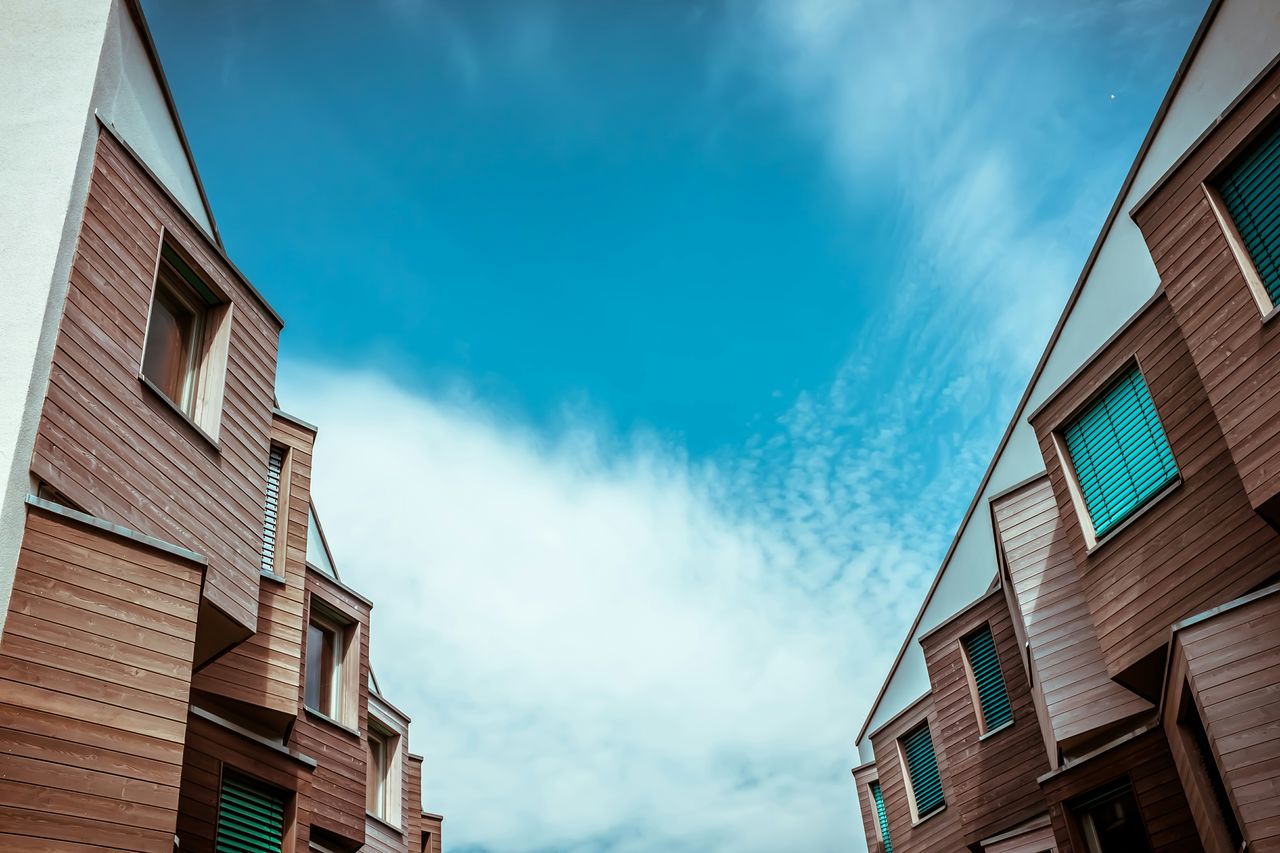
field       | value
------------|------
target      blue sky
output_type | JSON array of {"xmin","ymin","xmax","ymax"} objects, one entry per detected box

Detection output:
[{"xmin": 145, "ymin": 2, "xmax": 1204, "ymax": 851}]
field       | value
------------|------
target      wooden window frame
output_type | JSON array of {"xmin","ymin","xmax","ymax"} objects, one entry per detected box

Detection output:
[
  {"xmin": 366, "ymin": 715, "xmax": 404, "ymax": 827},
  {"xmin": 867, "ymin": 778, "xmax": 891, "ymax": 851},
  {"xmin": 139, "ymin": 231, "xmax": 234, "ymax": 443},
  {"xmin": 895, "ymin": 721, "xmax": 944, "ymax": 825},
  {"xmin": 960, "ymin": 623, "xmax": 1013, "ymax": 739},
  {"xmin": 305, "ymin": 599, "xmax": 360, "ymax": 728},
  {"xmin": 1202, "ymin": 183, "xmax": 1277, "ymax": 318},
  {"xmin": 262, "ymin": 443, "xmax": 292, "ymax": 579},
  {"xmin": 1051, "ymin": 357, "xmax": 1180, "ymax": 552}
]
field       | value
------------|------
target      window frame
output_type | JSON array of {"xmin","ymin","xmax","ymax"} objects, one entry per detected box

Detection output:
[
  {"xmin": 304, "ymin": 599, "xmax": 359, "ymax": 729},
  {"xmin": 138, "ymin": 233, "xmax": 234, "ymax": 444},
  {"xmin": 215, "ymin": 766, "xmax": 292, "ymax": 853},
  {"xmin": 366, "ymin": 716, "xmax": 403, "ymax": 826},
  {"xmin": 261, "ymin": 442, "xmax": 292, "ymax": 579},
  {"xmin": 960, "ymin": 623, "xmax": 1013, "ymax": 738},
  {"xmin": 1052, "ymin": 359, "xmax": 1180, "ymax": 550},
  {"xmin": 895, "ymin": 721, "xmax": 945, "ymax": 825}
]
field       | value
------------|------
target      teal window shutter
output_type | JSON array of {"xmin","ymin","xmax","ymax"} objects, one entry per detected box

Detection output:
[
  {"xmin": 901, "ymin": 724, "xmax": 945, "ymax": 817},
  {"xmin": 870, "ymin": 781, "xmax": 892, "ymax": 852},
  {"xmin": 1219, "ymin": 122, "xmax": 1280, "ymax": 306},
  {"xmin": 216, "ymin": 771, "xmax": 286, "ymax": 853},
  {"xmin": 1063, "ymin": 365, "xmax": 1177, "ymax": 537},
  {"xmin": 963, "ymin": 626, "xmax": 1013, "ymax": 732}
]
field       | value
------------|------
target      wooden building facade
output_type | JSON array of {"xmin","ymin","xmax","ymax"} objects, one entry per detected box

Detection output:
[
  {"xmin": 853, "ymin": 4, "xmax": 1280, "ymax": 852},
  {"xmin": 0, "ymin": 4, "xmax": 445, "ymax": 849}
]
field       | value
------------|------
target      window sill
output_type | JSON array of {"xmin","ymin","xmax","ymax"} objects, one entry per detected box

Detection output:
[
  {"xmin": 366, "ymin": 812, "xmax": 404, "ymax": 835},
  {"xmin": 1263, "ymin": 303, "xmax": 1280, "ymax": 326},
  {"xmin": 303, "ymin": 705, "xmax": 360, "ymax": 739},
  {"xmin": 1085, "ymin": 477, "xmax": 1182, "ymax": 557},
  {"xmin": 978, "ymin": 720, "xmax": 1014, "ymax": 742},
  {"xmin": 911, "ymin": 804, "xmax": 946, "ymax": 827},
  {"xmin": 138, "ymin": 374, "xmax": 221, "ymax": 452}
]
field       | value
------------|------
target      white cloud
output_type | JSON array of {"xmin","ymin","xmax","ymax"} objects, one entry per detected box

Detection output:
[{"xmin": 281, "ymin": 363, "xmax": 951, "ymax": 852}]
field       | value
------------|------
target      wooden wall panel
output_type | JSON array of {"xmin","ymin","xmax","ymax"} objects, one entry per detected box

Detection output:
[
  {"xmin": 1133, "ymin": 62, "xmax": 1280, "ymax": 521},
  {"xmin": 0, "ymin": 505, "xmax": 202, "ymax": 852},
  {"xmin": 290, "ymin": 566, "xmax": 373, "ymax": 846},
  {"xmin": 365, "ymin": 692, "xmax": 413, "ymax": 853},
  {"xmin": 422, "ymin": 813, "xmax": 444, "ymax": 853},
  {"xmin": 1041, "ymin": 728, "xmax": 1201, "ymax": 853},
  {"xmin": 175, "ymin": 709, "xmax": 314, "ymax": 853},
  {"xmin": 1178, "ymin": 587, "xmax": 1280, "ymax": 851},
  {"xmin": 32, "ymin": 128, "xmax": 284, "ymax": 638},
  {"xmin": 994, "ymin": 477, "xmax": 1151, "ymax": 750},
  {"xmin": 867, "ymin": 695, "xmax": 962, "ymax": 852},
  {"xmin": 919, "ymin": 587, "xmax": 1053, "ymax": 846},
  {"xmin": 1029, "ymin": 295, "xmax": 1280, "ymax": 685},
  {"xmin": 406, "ymin": 754, "xmax": 425, "ymax": 850},
  {"xmin": 194, "ymin": 414, "xmax": 316, "ymax": 727}
]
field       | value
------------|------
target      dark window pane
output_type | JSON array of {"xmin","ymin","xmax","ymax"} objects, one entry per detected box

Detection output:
[{"xmin": 142, "ymin": 283, "xmax": 196, "ymax": 405}]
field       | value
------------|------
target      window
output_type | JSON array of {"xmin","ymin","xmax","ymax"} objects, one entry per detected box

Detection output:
[
  {"xmin": 869, "ymin": 780, "xmax": 892, "ymax": 853},
  {"xmin": 216, "ymin": 770, "xmax": 286, "ymax": 853},
  {"xmin": 1060, "ymin": 364, "xmax": 1177, "ymax": 541},
  {"xmin": 367, "ymin": 723, "xmax": 400, "ymax": 821},
  {"xmin": 305, "ymin": 601, "xmax": 358, "ymax": 726},
  {"xmin": 1217, "ymin": 120, "xmax": 1280, "ymax": 308},
  {"xmin": 261, "ymin": 444, "xmax": 290, "ymax": 577},
  {"xmin": 140, "ymin": 242, "xmax": 232, "ymax": 439},
  {"xmin": 898, "ymin": 723, "xmax": 945, "ymax": 820},
  {"xmin": 1071, "ymin": 781, "xmax": 1151, "ymax": 853},
  {"xmin": 962, "ymin": 625, "xmax": 1013, "ymax": 735}
]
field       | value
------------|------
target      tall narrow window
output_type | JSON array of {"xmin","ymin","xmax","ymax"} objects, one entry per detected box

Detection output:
[
  {"xmin": 1072, "ymin": 781, "xmax": 1151, "ymax": 853},
  {"xmin": 368, "ymin": 728, "xmax": 390, "ymax": 818},
  {"xmin": 1218, "ymin": 121, "xmax": 1280, "ymax": 307},
  {"xmin": 261, "ymin": 444, "xmax": 289, "ymax": 576},
  {"xmin": 216, "ymin": 770, "xmax": 286, "ymax": 853},
  {"xmin": 1062, "ymin": 365, "xmax": 1177, "ymax": 539},
  {"xmin": 305, "ymin": 617, "xmax": 340, "ymax": 717},
  {"xmin": 899, "ymin": 723, "xmax": 945, "ymax": 820},
  {"xmin": 869, "ymin": 780, "xmax": 892, "ymax": 852},
  {"xmin": 962, "ymin": 625, "xmax": 1013, "ymax": 734}
]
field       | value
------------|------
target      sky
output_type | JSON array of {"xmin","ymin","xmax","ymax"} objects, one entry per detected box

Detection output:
[{"xmin": 144, "ymin": 1, "xmax": 1205, "ymax": 850}]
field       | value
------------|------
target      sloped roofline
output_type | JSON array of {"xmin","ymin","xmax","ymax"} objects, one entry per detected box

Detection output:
[
  {"xmin": 855, "ymin": 0, "xmax": 1226, "ymax": 746},
  {"xmin": 122, "ymin": 0, "xmax": 223, "ymax": 249}
]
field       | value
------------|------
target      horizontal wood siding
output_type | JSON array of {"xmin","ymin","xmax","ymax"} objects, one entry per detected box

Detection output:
[
  {"xmin": 406, "ymin": 755, "xmax": 425, "ymax": 851},
  {"xmin": 867, "ymin": 696, "xmax": 962, "ymax": 852},
  {"xmin": 290, "ymin": 567, "xmax": 372, "ymax": 846},
  {"xmin": 175, "ymin": 711, "xmax": 313, "ymax": 853},
  {"xmin": 1041, "ymin": 728, "xmax": 1201, "ymax": 853},
  {"xmin": 194, "ymin": 415, "xmax": 316, "ymax": 725},
  {"xmin": 1178, "ymin": 589, "xmax": 1280, "ymax": 850},
  {"xmin": 994, "ymin": 477, "xmax": 1151, "ymax": 748},
  {"xmin": 365, "ymin": 694, "xmax": 412, "ymax": 853},
  {"xmin": 422, "ymin": 813, "xmax": 444, "ymax": 853},
  {"xmin": 32, "ymin": 130, "xmax": 283, "ymax": 636},
  {"xmin": 920, "ymin": 589, "xmax": 1052, "ymax": 846},
  {"xmin": 1133, "ymin": 62, "xmax": 1280, "ymax": 520},
  {"xmin": 0, "ymin": 507, "xmax": 202, "ymax": 852},
  {"xmin": 1029, "ymin": 295, "xmax": 1280, "ymax": 683}
]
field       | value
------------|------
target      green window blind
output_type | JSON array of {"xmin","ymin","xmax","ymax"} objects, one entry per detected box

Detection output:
[
  {"xmin": 901, "ymin": 724, "xmax": 945, "ymax": 817},
  {"xmin": 1220, "ymin": 122, "xmax": 1280, "ymax": 306},
  {"xmin": 216, "ymin": 771, "xmax": 286, "ymax": 853},
  {"xmin": 1063, "ymin": 365, "xmax": 1177, "ymax": 537},
  {"xmin": 870, "ymin": 781, "xmax": 892, "ymax": 852},
  {"xmin": 963, "ymin": 626, "xmax": 1012, "ymax": 732}
]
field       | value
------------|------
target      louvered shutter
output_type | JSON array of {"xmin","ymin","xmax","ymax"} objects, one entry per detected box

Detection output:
[
  {"xmin": 901, "ymin": 724, "xmax": 945, "ymax": 817},
  {"xmin": 870, "ymin": 781, "xmax": 892, "ymax": 852},
  {"xmin": 261, "ymin": 445, "xmax": 286, "ymax": 574},
  {"xmin": 1220, "ymin": 122, "xmax": 1280, "ymax": 306},
  {"xmin": 964, "ymin": 626, "xmax": 1013, "ymax": 731},
  {"xmin": 215, "ymin": 771, "xmax": 286, "ymax": 853},
  {"xmin": 1063, "ymin": 366, "xmax": 1177, "ymax": 537}
]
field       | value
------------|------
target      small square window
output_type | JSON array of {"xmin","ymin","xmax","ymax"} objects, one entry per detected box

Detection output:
[{"xmin": 140, "ymin": 242, "xmax": 232, "ymax": 440}]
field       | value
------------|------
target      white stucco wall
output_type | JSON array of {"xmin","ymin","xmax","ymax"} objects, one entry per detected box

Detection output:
[
  {"xmin": 0, "ymin": 0, "xmax": 114, "ymax": 638},
  {"xmin": 0, "ymin": 0, "xmax": 215, "ymax": 638},
  {"xmin": 857, "ymin": 0, "xmax": 1280, "ymax": 763}
]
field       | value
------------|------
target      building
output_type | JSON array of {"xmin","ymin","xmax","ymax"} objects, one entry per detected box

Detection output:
[
  {"xmin": 852, "ymin": 1, "xmax": 1280, "ymax": 851},
  {"xmin": 0, "ymin": 1, "xmax": 444, "ymax": 850}
]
